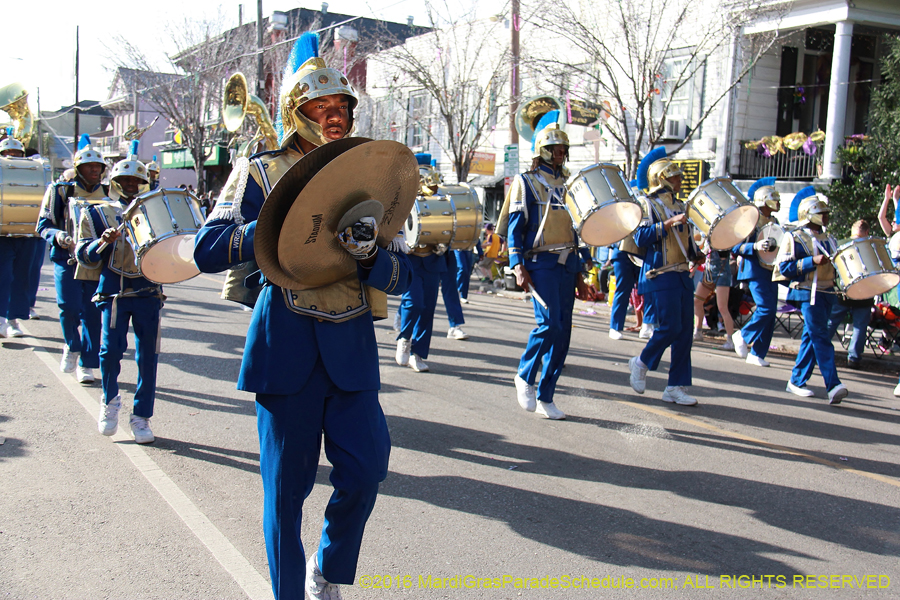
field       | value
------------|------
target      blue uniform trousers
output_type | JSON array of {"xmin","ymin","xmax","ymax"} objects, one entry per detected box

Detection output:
[
  {"xmin": 0, "ymin": 237, "xmax": 39, "ymax": 320},
  {"xmin": 517, "ymin": 265, "xmax": 576, "ymax": 403},
  {"xmin": 740, "ymin": 277, "xmax": 778, "ymax": 359},
  {"xmin": 791, "ymin": 291, "xmax": 841, "ymax": 390},
  {"xmin": 827, "ymin": 304, "xmax": 871, "ymax": 362},
  {"xmin": 54, "ymin": 262, "xmax": 101, "ymax": 368},
  {"xmin": 611, "ymin": 257, "xmax": 638, "ymax": 331},
  {"xmin": 399, "ymin": 263, "xmax": 441, "ymax": 359},
  {"xmin": 440, "ymin": 253, "xmax": 465, "ymax": 328},
  {"xmin": 640, "ymin": 286, "xmax": 693, "ymax": 387},
  {"xmin": 99, "ymin": 296, "xmax": 161, "ymax": 415},
  {"xmin": 256, "ymin": 357, "xmax": 390, "ymax": 597},
  {"xmin": 29, "ymin": 238, "xmax": 46, "ymax": 308},
  {"xmin": 454, "ymin": 249, "xmax": 475, "ymax": 300},
  {"xmin": 644, "ymin": 294, "xmax": 656, "ymax": 326}
]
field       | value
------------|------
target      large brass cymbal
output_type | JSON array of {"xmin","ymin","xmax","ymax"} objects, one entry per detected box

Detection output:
[
  {"xmin": 257, "ymin": 139, "xmax": 418, "ymax": 290},
  {"xmin": 255, "ymin": 137, "xmax": 371, "ymax": 290}
]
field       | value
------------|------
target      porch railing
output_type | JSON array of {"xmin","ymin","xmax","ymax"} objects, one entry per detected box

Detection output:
[{"xmin": 736, "ymin": 143, "xmax": 821, "ymax": 181}]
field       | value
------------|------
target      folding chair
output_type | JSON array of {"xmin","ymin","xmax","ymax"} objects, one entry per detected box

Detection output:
[{"xmin": 776, "ymin": 303, "xmax": 804, "ymax": 338}]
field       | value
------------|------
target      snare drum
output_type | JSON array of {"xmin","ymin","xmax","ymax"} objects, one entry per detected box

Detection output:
[
  {"xmin": 566, "ymin": 164, "xmax": 642, "ymax": 247},
  {"xmin": 685, "ymin": 178, "xmax": 759, "ymax": 250},
  {"xmin": 0, "ymin": 156, "xmax": 51, "ymax": 236},
  {"xmin": 121, "ymin": 188, "xmax": 205, "ymax": 284},
  {"xmin": 404, "ymin": 184, "xmax": 483, "ymax": 253},
  {"xmin": 833, "ymin": 237, "xmax": 900, "ymax": 300}
]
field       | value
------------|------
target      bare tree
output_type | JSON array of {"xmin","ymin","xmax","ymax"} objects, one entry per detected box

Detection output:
[
  {"xmin": 527, "ymin": 0, "xmax": 786, "ymax": 178},
  {"xmin": 108, "ymin": 16, "xmax": 255, "ymax": 193},
  {"xmin": 366, "ymin": 0, "xmax": 511, "ymax": 182}
]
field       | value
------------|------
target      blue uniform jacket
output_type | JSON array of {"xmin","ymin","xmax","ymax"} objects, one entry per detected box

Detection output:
[
  {"xmin": 38, "ymin": 181, "xmax": 108, "ymax": 265},
  {"xmin": 193, "ymin": 150, "xmax": 413, "ymax": 396},
  {"xmin": 778, "ymin": 230, "xmax": 836, "ymax": 303},
  {"xmin": 633, "ymin": 192, "xmax": 698, "ymax": 294},
  {"xmin": 732, "ymin": 224, "xmax": 776, "ymax": 282}
]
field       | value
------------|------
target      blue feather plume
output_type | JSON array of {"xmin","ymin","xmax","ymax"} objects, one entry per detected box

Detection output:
[
  {"xmin": 415, "ymin": 153, "xmax": 432, "ymax": 166},
  {"xmin": 152, "ymin": 155, "xmax": 157, "ymax": 162},
  {"xmin": 629, "ymin": 179, "xmax": 638, "ymax": 189},
  {"xmin": 636, "ymin": 147, "xmax": 667, "ymax": 191},
  {"xmin": 789, "ymin": 186, "xmax": 817, "ymax": 222},
  {"xmin": 285, "ymin": 32, "xmax": 319, "ymax": 78},
  {"xmin": 130, "ymin": 140, "xmax": 139, "ymax": 158},
  {"xmin": 5, "ymin": 127, "xmax": 12, "ymax": 136},
  {"xmin": 431, "ymin": 159, "xmax": 437, "ymax": 167},
  {"xmin": 747, "ymin": 176, "xmax": 776, "ymax": 202},
  {"xmin": 78, "ymin": 134, "xmax": 91, "ymax": 150},
  {"xmin": 531, "ymin": 110, "xmax": 561, "ymax": 153}
]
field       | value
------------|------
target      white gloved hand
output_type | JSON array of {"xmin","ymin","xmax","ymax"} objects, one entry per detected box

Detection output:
[
  {"xmin": 754, "ymin": 238, "xmax": 774, "ymax": 252},
  {"xmin": 55, "ymin": 231, "xmax": 72, "ymax": 249},
  {"xmin": 337, "ymin": 216, "xmax": 379, "ymax": 260}
]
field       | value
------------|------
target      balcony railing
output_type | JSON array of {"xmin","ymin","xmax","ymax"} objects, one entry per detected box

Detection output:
[{"xmin": 736, "ymin": 143, "xmax": 821, "ymax": 181}]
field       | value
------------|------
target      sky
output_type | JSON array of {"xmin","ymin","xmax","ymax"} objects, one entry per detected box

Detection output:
[{"xmin": 2, "ymin": 0, "xmax": 447, "ymax": 114}]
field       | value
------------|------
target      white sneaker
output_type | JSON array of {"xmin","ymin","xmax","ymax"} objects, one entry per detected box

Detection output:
[
  {"xmin": 395, "ymin": 339, "xmax": 410, "ymax": 366},
  {"xmin": 827, "ymin": 384, "xmax": 848, "ymax": 405},
  {"xmin": 639, "ymin": 323, "xmax": 654, "ymax": 339},
  {"xmin": 76, "ymin": 365, "xmax": 95, "ymax": 384},
  {"xmin": 514, "ymin": 375, "xmax": 537, "ymax": 412},
  {"xmin": 628, "ymin": 356, "xmax": 648, "ymax": 394},
  {"xmin": 29, "ymin": 307, "xmax": 39, "ymax": 320},
  {"xmin": 0, "ymin": 319, "xmax": 23, "ymax": 338},
  {"xmin": 722, "ymin": 340, "xmax": 735, "ymax": 351},
  {"xmin": 692, "ymin": 329, "xmax": 704, "ymax": 341},
  {"xmin": 609, "ymin": 329, "xmax": 624, "ymax": 340},
  {"xmin": 661, "ymin": 386, "xmax": 698, "ymax": 406},
  {"xmin": 447, "ymin": 326, "xmax": 469, "ymax": 340},
  {"xmin": 732, "ymin": 331, "xmax": 749, "ymax": 358},
  {"xmin": 536, "ymin": 400, "xmax": 565, "ymax": 420},
  {"xmin": 461, "ymin": 297, "xmax": 469, "ymax": 304},
  {"xmin": 746, "ymin": 353, "xmax": 770, "ymax": 367},
  {"xmin": 408, "ymin": 353, "xmax": 429, "ymax": 372},
  {"xmin": 786, "ymin": 381, "xmax": 814, "ymax": 397},
  {"xmin": 98, "ymin": 395, "xmax": 121, "ymax": 436},
  {"xmin": 129, "ymin": 414, "xmax": 155, "ymax": 444},
  {"xmin": 60, "ymin": 347, "xmax": 79, "ymax": 373},
  {"xmin": 392, "ymin": 312, "xmax": 401, "ymax": 332},
  {"xmin": 306, "ymin": 555, "xmax": 342, "ymax": 600},
  {"xmin": 717, "ymin": 322, "xmax": 725, "ymax": 332}
]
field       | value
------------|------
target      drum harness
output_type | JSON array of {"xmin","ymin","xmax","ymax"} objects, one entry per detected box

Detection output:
[
  {"xmin": 522, "ymin": 172, "xmax": 578, "ymax": 264},
  {"xmin": 645, "ymin": 196, "xmax": 692, "ymax": 279}
]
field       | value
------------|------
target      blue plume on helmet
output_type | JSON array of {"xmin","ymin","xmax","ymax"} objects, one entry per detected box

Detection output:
[
  {"xmin": 415, "ymin": 153, "xmax": 432, "ymax": 166},
  {"xmin": 78, "ymin": 134, "xmax": 91, "ymax": 151},
  {"xmin": 129, "ymin": 140, "xmax": 139, "ymax": 158},
  {"xmin": 636, "ymin": 147, "xmax": 667, "ymax": 191},
  {"xmin": 431, "ymin": 159, "xmax": 437, "ymax": 167},
  {"xmin": 748, "ymin": 176, "xmax": 776, "ymax": 201},
  {"xmin": 153, "ymin": 155, "xmax": 157, "ymax": 162},
  {"xmin": 789, "ymin": 186, "xmax": 817, "ymax": 222},
  {"xmin": 5, "ymin": 127, "xmax": 12, "ymax": 136},
  {"xmin": 531, "ymin": 110, "xmax": 561, "ymax": 153},
  {"xmin": 285, "ymin": 32, "xmax": 319, "ymax": 79},
  {"xmin": 629, "ymin": 179, "xmax": 638, "ymax": 189}
]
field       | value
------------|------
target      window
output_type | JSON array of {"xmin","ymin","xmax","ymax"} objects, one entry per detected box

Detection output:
[{"xmin": 407, "ymin": 91, "xmax": 431, "ymax": 149}]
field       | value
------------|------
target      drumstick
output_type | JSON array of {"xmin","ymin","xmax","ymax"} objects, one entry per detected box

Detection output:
[
  {"xmin": 527, "ymin": 283, "xmax": 549, "ymax": 310},
  {"xmin": 97, "ymin": 223, "xmax": 126, "ymax": 252}
]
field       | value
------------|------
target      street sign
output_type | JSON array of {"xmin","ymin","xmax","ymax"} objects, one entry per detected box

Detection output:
[{"xmin": 503, "ymin": 144, "xmax": 519, "ymax": 177}]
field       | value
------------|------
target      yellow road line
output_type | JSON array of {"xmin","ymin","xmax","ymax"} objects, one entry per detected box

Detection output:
[{"xmin": 616, "ymin": 399, "xmax": 900, "ymax": 488}]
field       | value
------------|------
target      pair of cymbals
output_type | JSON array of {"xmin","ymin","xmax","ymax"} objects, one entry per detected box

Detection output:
[{"xmin": 254, "ymin": 138, "xmax": 419, "ymax": 290}]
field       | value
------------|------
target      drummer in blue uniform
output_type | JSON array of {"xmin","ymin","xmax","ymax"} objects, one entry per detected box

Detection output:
[
  {"xmin": 37, "ymin": 135, "xmax": 108, "ymax": 383},
  {"xmin": 732, "ymin": 177, "xmax": 782, "ymax": 366},
  {"xmin": 776, "ymin": 188, "xmax": 848, "ymax": 404},
  {"xmin": 502, "ymin": 111, "xmax": 592, "ymax": 420},
  {"xmin": 75, "ymin": 143, "xmax": 164, "ymax": 443},
  {"xmin": 627, "ymin": 148, "xmax": 701, "ymax": 406},
  {"xmin": 193, "ymin": 33, "xmax": 412, "ymax": 600}
]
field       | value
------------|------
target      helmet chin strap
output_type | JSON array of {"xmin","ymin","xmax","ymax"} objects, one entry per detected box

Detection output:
[{"xmin": 292, "ymin": 109, "xmax": 356, "ymax": 149}]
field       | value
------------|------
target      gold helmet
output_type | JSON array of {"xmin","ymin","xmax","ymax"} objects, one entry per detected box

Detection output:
[
  {"xmin": 109, "ymin": 140, "xmax": 150, "ymax": 198},
  {"xmin": 147, "ymin": 155, "xmax": 160, "ymax": 174},
  {"xmin": 73, "ymin": 134, "xmax": 106, "ymax": 171},
  {"xmin": 533, "ymin": 124, "xmax": 569, "ymax": 162},
  {"xmin": 797, "ymin": 194, "xmax": 829, "ymax": 227},
  {"xmin": 279, "ymin": 33, "xmax": 358, "ymax": 149},
  {"xmin": 0, "ymin": 136, "xmax": 25, "ymax": 155},
  {"xmin": 753, "ymin": 186, "xmax": 781, "ymax": 210},
  {"xmin": 647, "ymin": 159, "xmax": 683, "ymax": 193}
]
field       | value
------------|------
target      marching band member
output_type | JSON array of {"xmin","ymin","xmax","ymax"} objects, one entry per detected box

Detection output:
[
  {"xmin": 731, "ymin": 177, "xmax": 781, "ymax": 366},
  {"xmin": 193, "ymin": 33, "xmax": 412, "ymax": 600},
  {"xmin": 37, "ymin": 135, "xmax": 107, "ymax": 382},
  {"xmin": 826, "ymin": 220, "xmax": 874, "ymax": 369},
  {"xmin": 147, "ymin": 156, "xmax": 160, "ymax": 190},
  {"xmin": 454, "ymin": 248, "xmax": 476, "ymax": 303},
  {"xmin": 608, "ymin": 240, "xmax": 639, "ymax": 340},
  {"xmin": 775, "ymin": 187, "xmax": 848, "ymax": 404},
  {"xmin": 503, "ymin": 111, "xmax": 591, "ymax": 420},
  {"xmin": 627, "ymin": 148, "xmax": 701, "ymax": 406},
  {"xmin": 75, "ymin": 144, "xmax": 163, "ymax": 442}
]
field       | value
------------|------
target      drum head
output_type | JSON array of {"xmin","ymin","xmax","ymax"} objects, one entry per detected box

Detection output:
[
  {"xmin": 709, "ymin": 205, "xmax": 759, "ymax": 250},
  {"xmin": 579, "ymin": 201, "xmax": 643, "ymax": 247},
  {"xmin": 845, "ymin": 273, "xmax": 900, "ymax": 300},
  {"xmin": 138, "ymin": 234, "xmax": 201, "ymax": 284},
  {"xmin": 757, "ymin": 222, "xmax": 785, "ymax": 265}
]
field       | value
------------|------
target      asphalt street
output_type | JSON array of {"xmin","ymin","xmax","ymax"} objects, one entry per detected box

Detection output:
[{"xmin": 1, "ymin": 265, "xmax": 898, "ymax": 600}]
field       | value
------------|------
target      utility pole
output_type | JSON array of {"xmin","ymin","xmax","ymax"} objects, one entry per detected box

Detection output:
[
  {"xmin": 74, "ymin": 25, "xmax": 80, "ymax": 155},
  {"xmin": 509, "ymin": 0, "xmax": 519, "ymax": 145},
  {"xmin": 257, "ymin": 0, "xmax": 264, "ymax": 100}
]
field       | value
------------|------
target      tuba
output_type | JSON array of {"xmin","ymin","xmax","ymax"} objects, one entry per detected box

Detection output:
[
  {"xmin": 514, "ymin": 95, "xmax": 564, "ymax": 143},
  {"xmin": 223, "ymin": 72, "xmax": 279, "ymax": 156},
  {"xmin": 0, "ymin": 82, "xmax": 35, "ymax": 147}
]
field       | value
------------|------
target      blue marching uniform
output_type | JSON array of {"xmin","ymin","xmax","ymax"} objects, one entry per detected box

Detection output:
[
  {"xmin": 453, "ymin": 248, "xmax": 475, "ymax": 301},
  {"xmin": 37, "ymin": 179, "xmax": 107, "ymax": 370},
  {"xmin": 399, "ymin": 252, "xmax": 444, "ymax": 359},
  {"xmin": 0, "ymin": 236, "xmax": 42, "ymax": 324},
  {"xmin": 634, "ymin": 190, "xmax": 699, "ymax": 387},
  {"xmin": 732, "ymin": 218, "xmax": 780, "ymax": 360},
  {"xmin": 193, "ymin": 143, "xmax": 412, "ymax": 596},
  {"xmin": 441, "ymin": 251, "xmax": 466, "ymax": 327},
  {"xmin": 76, "ymin": 199, "xmax": 163, "ymax": 416},
  {"xmin": 610, "ymin": 244, "xmax": 639, "ymax": 332},
  {"xmin": 776, "ymin": 228, "xmax": 842, "ymax": 392},
  {"xmin": 507, "ymin": 164, "xmax": 590, "ymax": 404}
]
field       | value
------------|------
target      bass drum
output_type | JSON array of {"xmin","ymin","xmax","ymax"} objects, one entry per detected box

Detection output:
[
  {"xmin": 833, "ymin": 236, "xmax": 900, "ymax": 300},
  {"xmin": 0, "ymin": 155, "xmax": 51, "ymax": 236},
  {"xmin": 566, "ymin": 163, "xmax": 642, "ymax": 247},
  {"xmin": 404, "ymin": 184, "xmax": 483, "ymax": 254},
  {"xmin": 121, "ymin": 188, "xmax": 206, "ymax": 284},
  {"xmin": 685, "ymin": 178, "xmax": 759, "ymax": 250}
]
